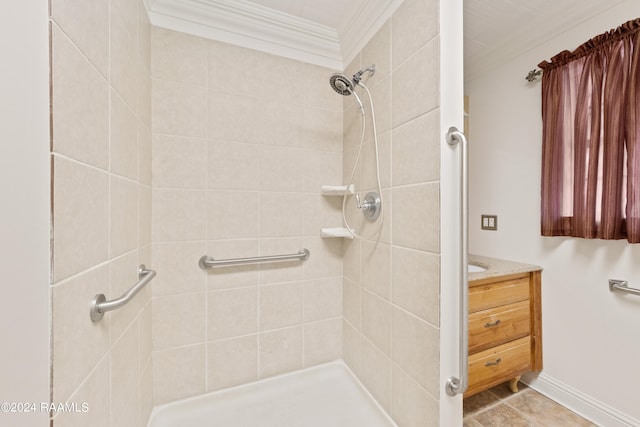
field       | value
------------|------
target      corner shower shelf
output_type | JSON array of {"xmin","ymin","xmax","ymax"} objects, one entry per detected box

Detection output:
[
  {"xmin": 321, "ymin": 227, "xmax": 354, "ymax": 239},
  {"xmin": 320, "ymin": 185, "xmax": 354, "ymax": 196}
]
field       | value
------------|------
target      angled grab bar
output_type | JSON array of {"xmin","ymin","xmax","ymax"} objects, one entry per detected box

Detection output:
[
  {"xmin": 445, "ymin": 126, "xmax": 469, "ymax": 397},
  {"xmin": 609, "ymin": 279, "xmax": 640, "ymax": 296},
  {"xmin": 90, "ymin": 265, "xmax": 156, "ymax": 322},
  {"xmin": 199, "ymin": 248, "xmax": 310, "ymax": 269}
]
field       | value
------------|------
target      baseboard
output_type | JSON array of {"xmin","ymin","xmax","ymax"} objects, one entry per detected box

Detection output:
[{"xmin": 521, "ymin": 372, "xmax": 639, "ymax": 427}]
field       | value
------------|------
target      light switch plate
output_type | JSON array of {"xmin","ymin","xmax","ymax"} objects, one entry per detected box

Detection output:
[{"xmin": 481, "ymin": 214, "xmax": 497, "ymax": 231}]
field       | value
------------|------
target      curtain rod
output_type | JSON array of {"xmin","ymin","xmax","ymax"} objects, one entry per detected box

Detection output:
[{"xmin": 526, "ymin": 69, "xmax": 542, "ymax": 82}]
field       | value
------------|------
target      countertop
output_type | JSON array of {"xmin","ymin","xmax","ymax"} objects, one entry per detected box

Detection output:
[{"xmin": 468, "ymin": 254, "xmax": 542, "ymax": 282}]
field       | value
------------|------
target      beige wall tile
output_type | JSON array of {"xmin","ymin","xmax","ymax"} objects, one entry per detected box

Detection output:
[
  {"xmin": 152, "ymin": 79, "xmax": 206, "ymax": 137},
  {"xmin": 361, "ymin": 241, "xmax": 391, "ymax": 300},
  {"xmin": 138, "ymin": 185, "xmax": 152, "ymax": 248},
  {"xmin": 109, "ymin": 251, "xmax": 144, "ymax": 342},
  {"xmin": 391, "ymin": 366, "xmax": 439, "ymax": 427},
  {"xmin": 110, "ymin": 91, "xmax": 138, "ymax": 180},
  {"xmin": 207, "ymin": 93, "xmax": 261, "ymax": 143},
  {"xmin": 360, "ymin": 337, "xmax": 392, "ymax": 413},
  {"xmin": 392, "ymin": 307, "xmax": 439, "ymax": 398},
  {"xmin": 304, "ymin": 318, "xmax": 342, "ymax": 366},
  {"xmin": 138, "ymin": 0, "xmax": 151, "ymax": 69},
  {"xmin": 138, "ymin": 124, "xmax": 152, "ymax": 186},
  {"xmin": 258, "ymin": 238, "xmax": 304, "ymax": 284},
  {"xmin": 302, "ymin": 149, "xmax": 343, "ymax": 193},
  {"xmin": 260, "ymin": 54, "xmax": 305, "ymax": 103},
  {"xmin": 302, "ymin": 237, "xmax": 342, "ymax": 280},
  {"xmin": 207, "ymin": 191, "xmax": 260, "ymax": 239},
  {"xmin": 207, "ymin": 40, "xmax": 262, "ymax": 97},
  {"xmin": 392, "ymin": 247, "xmax": 440, "ymax": 325},
  {"xmin": 153, "ymin": 345, "xmax": 205, "ymax": 404},
  {"xmin": 342, "ymin": 320, "xmax": 361, "ymax": 376},
  {"xmin": 139, "ymin": 358, "xmax": 154, "ymax": 427},
  {"xmin": 110, "ymin": 176, "xmax": 138, "ymax": 257},
  {"xmin": 152, "ymin": 293, "xmax": 206, "ymax": 350},
  {"xmin": 303, "ymin": 64, "xmax": 342, "ymax": 111},
  {"xmin": 151, "ymin": 241, "xmax": 206, "ymax": 296},
  {"xmin": 361, "ymin": 128, "xmax": 391, "ymax": 192},
  {"xmin": 258, "ymin": 99, "xmax": 304, "ymax": 147},
  {"xmin": 139, "ymin": 302, "xmax": 153, "ymax": 375},
  {"xmin": 207, "ymin": 335, "xmax": 258, "ymax": 391},
  {"xmin": 138, "ymin": 66, "xmax": 152, "ymax": 126},
  {"xmin": 51, "ymin": 27, "xmax": 109, "ymax": 169},
  {"xmin": 342, "ymin": 239, "xmax": 361, "ymax": 283},
  {"xmin": 52, "ymin": 265, "xmax": 110, "ymax": 403},
  {"xmin": 367, "ymin": 76, "xmax": 392, "ymax": 136},
  {"xmin": 302, "ymin": 193, "xmax": 343, "ymax": 237},
  {"xmin": 362, "ymin": 21, "xmax": 391, "ymax": 81},
  {"xmin": 152, "ymin": 27, "xmax": 206, "ymax": 86},
  {"xmin": 260, "ymin": 282, "xmax": 303, "ymax": 331},
  {"xmin": 304, "ymin": 277, "xmax": 342, "ymax": 322},
  {"xmin": 152, "ymin": 189, "xmax": 206, "ymax": 242},
  {"xmin": 53, "ymin": 156, "xmax": 109, "ymax": 282},
  {"xmin": 343, "ymin": 277, "xmax": 361, "ymax": 329},
  {"xmin": 51, "ymin": 0, "xmax": 108, "ymax": 77},
  {"xmin": 260, "ymin": 192, "xmax": 304, "ymax": 238},
  {"xmin": 208, "ymin": 141, "xmax": 260, "ymax": 191},
  {"xmin": 152, "ymin": 134, "xmax": 207, "ymax": 189},
  {"xmin": 110, "ymin": 323, "xmax": 139, "ymax": 427},
  {"xmin": 303, "ymin": 107, "xmax": 343, "ymax": 153},
  {"xmin": 361, "ymin": 290, "xmax": 391, "ymax": 356},
  {"xmin": 53, "ymin": 356, "xmax": 110, "ymax": 427},
  {"xmin": 392, "ymin": 183, "xmax": 440, "ymax": 253},
  {"xmin": 392, "ymin": 0, "xmax": 439, "ymax": 69},
  {"xmin": 392, "ymin": 110, "xmax": 440, "ymax": 186},
  {"xmin": 207, "ymin": 287, "xmax": 259, "ymax": 340},
  {"xmin": 206, "ymin": 239, "xmax": 260, "ymax": 289},
  {"xmin": 112, "ymin": 0, "xmax": 137, "ymax": 41},
  {"xmin": 110, "ymin": 10, "xmax": 137, "ymax": 110},
  {"xmin": 261, "ymin": 146, "xmax": 304, "ymax": 192},
  {"xmin": 259, "ymin": 327, "xmax": 303, "ymax": 378},
  {"xmin": 392, "ymin": 38, "xmax": 440, "ymax": 128}
]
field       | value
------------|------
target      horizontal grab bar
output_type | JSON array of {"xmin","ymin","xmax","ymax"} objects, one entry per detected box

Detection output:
[
  {"xmin": 90, "ymin": 265, "xmax": 156, "ymax": 322},
  {"xmin": 199, "ymin": 248, "xmax": 310, "ymax": 269},
  {"xmin": 609, "ymin": 279, "xmax": 640, "ymax": 296}
]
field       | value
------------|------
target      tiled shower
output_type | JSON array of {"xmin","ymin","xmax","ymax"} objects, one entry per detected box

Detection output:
[{"xmin": 49, "ymin": 0, "xmax": 443, "ymax": 425}]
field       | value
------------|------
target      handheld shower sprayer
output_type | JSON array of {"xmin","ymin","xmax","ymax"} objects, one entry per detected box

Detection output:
[{"xmin": 328, "ymin": 65, "xmax": 376, "ymax": 116}]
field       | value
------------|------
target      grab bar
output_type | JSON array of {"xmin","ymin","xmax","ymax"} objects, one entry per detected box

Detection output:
[
  {"xmin": 609, "ymin": 279, "xmax": 640, "ymax": 296},
  {"xmin": 199, "ymin": 248, "xmax": 310, "ymax": 269},
  {"xmin": 445, "ymin": 126, "xmax": 469, "ymax": 397},
  {"xmin": 90, "ymin": 265, "xmax": 156, "ymax": 322}
]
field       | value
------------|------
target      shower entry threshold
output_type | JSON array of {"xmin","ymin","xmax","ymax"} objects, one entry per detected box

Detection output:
[{"xmin": 147, "ymin": 360, "xmax": 397, "ymax": 427}]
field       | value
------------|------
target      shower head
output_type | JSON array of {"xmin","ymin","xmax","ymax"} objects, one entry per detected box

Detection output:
[{"xmin": 329, "ymin": 73, "xmax": 355, "ymax": 96}]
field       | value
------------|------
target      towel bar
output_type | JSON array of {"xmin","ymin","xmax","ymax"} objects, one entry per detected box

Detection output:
[
  {"xmin": 609, "ymin": 279, "xmax": 640, "ymax": 296},
  {"xmin": 199, "ymin": 249, "xmax": 310, "ymax": 269}
]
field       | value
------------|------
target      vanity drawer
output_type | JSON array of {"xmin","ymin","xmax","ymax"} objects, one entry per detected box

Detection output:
[
  {"xmin": 469, "ymin": 275, "xmax": 530, "ymax": 313},
  {"xmin": 468, "ymin": 300, "xmax": 530, "ymax": 353},
  {"xmin": 466, "ymin": 336, "xmax": 531, "ymax": 397}
]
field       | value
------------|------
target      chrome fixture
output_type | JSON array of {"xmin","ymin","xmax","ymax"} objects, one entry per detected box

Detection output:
[
  {"xmin": 199, "ymin": 248, "xmax": 310, "ymax": 269},
  {"xmin": 329, "ymin": 65, "xmax": 376, "ymax": 116},
  {"xmin": 90, "ymin": 265, "xmax": 156, "ymax": 322},
  {"xmin": 355, "ymin": 192, "xmax": 381, "ymax": 221},
  {"xmin": 445, "ymin": 126, "xmax": 469, "ymax": 397},
  {"xmin": 609, "ymin": 279, "xmax": 640, "ymax": 296}
]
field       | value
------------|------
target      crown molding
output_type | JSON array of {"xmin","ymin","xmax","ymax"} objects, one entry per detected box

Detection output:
[{"xmin": 147, "ymin": 0, "xmax": 343, "ymax": 69}]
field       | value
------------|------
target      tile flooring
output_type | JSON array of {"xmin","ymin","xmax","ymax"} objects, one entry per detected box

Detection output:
[{"xmin": 463, "ymin": 382, "xmax": 598, "ymax": 427}]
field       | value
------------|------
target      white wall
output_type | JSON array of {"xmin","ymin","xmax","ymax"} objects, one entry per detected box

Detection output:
[
  {"xmin": 466, "ymin": 1, "xmax": 640, "ymax": 425},
  {"xmin": 0, "ymin": 2, "xmax": 51, "ymax": 426}
]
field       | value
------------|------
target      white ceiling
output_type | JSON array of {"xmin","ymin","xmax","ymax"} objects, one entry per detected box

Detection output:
[{"xmin": 146, "ymin": 0, "xmax": 625, "ymax": 76}]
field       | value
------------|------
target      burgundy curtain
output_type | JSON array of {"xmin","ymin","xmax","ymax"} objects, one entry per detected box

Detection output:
[{"xmin": 539, "ymin": 18, "xmax": 640, "ymax": 243}]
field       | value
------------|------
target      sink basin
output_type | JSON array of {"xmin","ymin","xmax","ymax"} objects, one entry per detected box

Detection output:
[{"xmin": 468, "ymin": 264, "xmax": 487, "ymax": 273}]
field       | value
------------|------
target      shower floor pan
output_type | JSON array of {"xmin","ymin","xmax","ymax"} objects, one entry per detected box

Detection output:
[{"xmin": 147, "ymin": 360, "xmax": 396, "ymax": 427}]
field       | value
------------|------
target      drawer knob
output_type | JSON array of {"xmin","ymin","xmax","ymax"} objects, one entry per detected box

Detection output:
[
  {"xmin": 485, "ymin": 358, "xmax": 502, "ymax": 367},
  {"xmin": 484, "ymin": 319, "xmax": 501, "ymax": 328}
]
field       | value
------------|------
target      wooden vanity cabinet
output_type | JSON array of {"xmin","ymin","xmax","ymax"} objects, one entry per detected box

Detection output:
[{"xmin": 464, "ymin": 270, "xmax": 542, "ymax": 398}]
